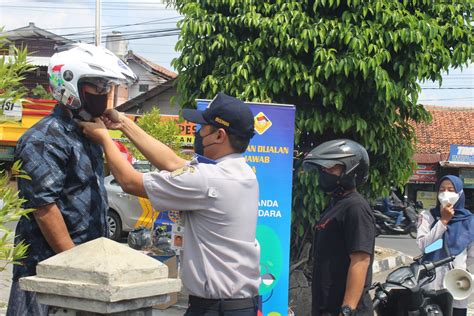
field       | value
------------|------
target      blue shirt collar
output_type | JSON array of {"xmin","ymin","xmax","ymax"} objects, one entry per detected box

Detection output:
[{"xmin": 52, "ymin": 105, "xmax": 77, "ymax": 132}]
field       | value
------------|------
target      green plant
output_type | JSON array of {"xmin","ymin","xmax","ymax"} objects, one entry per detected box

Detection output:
[
  {"xmin": 122, "ymin": 107, "xmax": 183, "ymax": 161},
  {"xmin": 0, "ymin": 29, "xmax": 36, "ymax": 111},
  {"xmin": 30, "ymin": 84, "xmax": 53, "ymax": 100},
  {"xmin": 0, "ymin": 161, "xmax": 33, "ymax": 271},
  {"xmin": 0, "ymin": 29, "xmax": 36, "ymax": 270},
  {"xmin": 170, "ymin": 1, "xmax": 473, "ymax": 258}
]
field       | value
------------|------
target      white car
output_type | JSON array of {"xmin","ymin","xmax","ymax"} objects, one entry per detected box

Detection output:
[{"xmin": 105, "ymin": 162, "xmax": 157, "ymax": 241}]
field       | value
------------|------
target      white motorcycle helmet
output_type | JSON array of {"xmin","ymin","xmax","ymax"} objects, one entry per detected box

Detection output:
[{"xmin": 48, "ymin": 43, "xmax": 137, "ymax": 120}]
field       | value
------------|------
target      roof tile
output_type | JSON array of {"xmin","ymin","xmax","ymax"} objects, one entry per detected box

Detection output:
[
  {"xmin": 413, "ymin": 106, "xmax": 474, "ymax": 160},
  {"xmin": 126, "ymin": 52, "xmax": 177, "ymax": 79}
]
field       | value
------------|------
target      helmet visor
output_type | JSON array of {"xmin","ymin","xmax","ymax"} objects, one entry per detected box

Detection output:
[
  {"xmin": 303, "ymin": 159, "xmax": 342, "ymax": 171},
  {"xmin": 80, "ymin": 78, "xmax": 121, "ymax": 94}
]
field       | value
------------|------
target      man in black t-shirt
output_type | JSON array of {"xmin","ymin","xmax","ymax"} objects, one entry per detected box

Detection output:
[{"xmin": 303, "ymin": 139, "xmax": 375, "ymax": 316}]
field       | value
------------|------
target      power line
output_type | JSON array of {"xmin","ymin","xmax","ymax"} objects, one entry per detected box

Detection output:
[
  {"xmin": 1, "ymin": 5, "xmax": 175, "ymax": 10},
  {"xmin": 129, "ymin": 51, "xmax": 178, "ymax": 55},
  {"xmin": 1, "ymin": 7, "xmax": 149, "ymax": 18},
  {"xmin": 69, "ymin": 28, "xmax": 180, "ymax": 42},
  {"xmin": 45, "ymin": 17, "xmax": 180, "ymax": 31},
  {"xmin": 420, "ymin": 97, "xmax": 474, "ymax": 101},
  {"xmin": 64, "ymin": 27, "xmax": 180, "ymax": 38},
  {"xmin": 78, "ymin": 31, "xmax": 181, "ymax": 44},
  {"xmin": 126, "ymin": 42, "xmax": 177, "ymax": 46},
  {"xmin": 2, "ymin": 1, "xmax": 171, "ymax": 3}
]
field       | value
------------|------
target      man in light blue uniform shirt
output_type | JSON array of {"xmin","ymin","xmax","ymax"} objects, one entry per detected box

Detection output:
[{"xmin": 79, "ymin": 93, "xmax": 261, "ymax": 315}]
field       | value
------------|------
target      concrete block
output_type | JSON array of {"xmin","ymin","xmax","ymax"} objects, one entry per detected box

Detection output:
[
  {"xmin": 37, "ymin": 293, "xmax": 161, "ymax": 314},
  {"xmin": 35, "ymin": 238, "xmax": 168, "ymax": 285},
  {"xmin": 20, "ymin": 276, "xmax": 182, "ymax": 302},
  {"xmin": 19, "ymin": 238, "xmax": 182, "ymax": 314}
]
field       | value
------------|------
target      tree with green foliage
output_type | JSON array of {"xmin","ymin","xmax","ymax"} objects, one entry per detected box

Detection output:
[
  {"xmin": 121, "ymin": 107, "xmax": 184, "ymax": 161},
  {"xmin": 170, "ymin": 1, "xmax": 473, "ymax": 257},
  {"xmin": 0, "ymin": 31, "xmax": 36, "ymax": 269}
]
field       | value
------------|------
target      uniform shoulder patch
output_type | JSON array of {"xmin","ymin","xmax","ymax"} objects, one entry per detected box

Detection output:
[{"xmin": 171, "ymin": 165, "xmax": 196, "ymax": 178}]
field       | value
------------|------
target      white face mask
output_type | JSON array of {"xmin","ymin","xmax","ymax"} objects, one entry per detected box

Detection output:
[{"xmin": 438, "ymin": 191, "xmax": 462, "ymax": 207}]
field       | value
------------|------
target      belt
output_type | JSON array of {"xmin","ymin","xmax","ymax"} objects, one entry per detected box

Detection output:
[{"xmin": 188, "ymin": 295, "xmax": 258, "ymax": 311}]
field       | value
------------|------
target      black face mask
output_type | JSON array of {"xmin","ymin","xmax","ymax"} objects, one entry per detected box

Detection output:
[
  {"xmin": 318, "ymin": 171, "xmax": 341, "ymax": 194},
  {"xmin": 194, "ymin": 128, "xmax": 217, "ymax": 156},
  {"xmin": 82, "ymin": 91, "xmax": 108, "ymax": 118}
]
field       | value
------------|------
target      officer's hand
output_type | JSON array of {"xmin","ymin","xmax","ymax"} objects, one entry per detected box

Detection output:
[
  {"xmin": 78, "ymin": 118, "xmax": 110, "ymax": 145},
  {"xmin": 101, "ymin": 109, "xmax": 124, "ymax": 130},
  {"xmin": 440, "ymin": 204, "xmax": 454, "ymax": 226}
]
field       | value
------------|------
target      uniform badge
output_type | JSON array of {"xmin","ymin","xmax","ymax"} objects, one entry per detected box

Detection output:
[
  {"xmin": 171, "ymin": 166, "xmax": 195, "ymax": 178},
  {"xmin": 171, "ymin": 223, "xmax": 184, "ymax": 251}
]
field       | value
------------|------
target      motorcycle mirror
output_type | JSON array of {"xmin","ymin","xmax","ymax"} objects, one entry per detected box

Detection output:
[{"xmin": 425, "ymin": 239, "xmax": 443, "ymax": 254}]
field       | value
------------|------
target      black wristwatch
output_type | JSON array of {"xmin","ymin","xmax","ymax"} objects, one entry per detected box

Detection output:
[{"xmin": 340, "ymin": 305, "xmax": 355, "ymax": 316}]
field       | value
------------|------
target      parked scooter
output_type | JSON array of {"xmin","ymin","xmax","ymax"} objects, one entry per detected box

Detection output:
[
  {"xmin": 372, "ymin": 254, "xmax": 456, "ymax": 315},
  {"xmin": 373, "ymin": 200, "xmax": 423, "ymax": 239}
]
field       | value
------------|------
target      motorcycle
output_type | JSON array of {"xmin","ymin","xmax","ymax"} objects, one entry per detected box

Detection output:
[
  {"xmin": 372, "ymin": 253, "xmax": 456, "ymax": 315},
  {"xmin": 373, "ymin": 201, "xmax": 423, "ymax": 239}
]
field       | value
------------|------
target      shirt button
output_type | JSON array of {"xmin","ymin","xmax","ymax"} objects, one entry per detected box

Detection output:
[{"xmin": 208, "ymin": 188, "xmax": 218, "ymax": 198}]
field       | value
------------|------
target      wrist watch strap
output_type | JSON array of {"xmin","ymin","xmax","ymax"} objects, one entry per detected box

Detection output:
[{"xmin": 340, "ymin": 305, "xmax": 355, "ymax": 316}]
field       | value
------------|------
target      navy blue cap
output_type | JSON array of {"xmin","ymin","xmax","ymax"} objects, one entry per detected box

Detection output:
[{"xmin": 183, "ymin": 93, "xmax": 255, "ymax": 138}]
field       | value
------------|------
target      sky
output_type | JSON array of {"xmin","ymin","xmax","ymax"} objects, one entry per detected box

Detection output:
[
  {"xmin": 1, "ymin": 0, "xmax": 472, "ymax": 107},
  {"xmin": 0, "ymin": 0, "xmax": 181, "ymax": 70}
]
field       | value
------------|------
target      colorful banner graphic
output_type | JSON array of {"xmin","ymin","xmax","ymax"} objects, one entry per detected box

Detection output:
[
  {"xmin": 0, "ymin": 98, "xmax": 22, "ymax": 122},
  {"xmin": 197, "ymin": 100, "xmax": 296, "ymax": 316},
  {"xmin": 448, "ymin": 144, "xmax": 474, "ymax": 164},
  {"xmin": 0, "ymin": 146, "xmax": 15, "ymax": 161},
  {"xmin": 416, "ymin": 191, "xmax": 437, "ymax": 210},
  {"xmin": 460, "ymin": 168, "xmax": 474, "ymax": 189},
  {"xmin": 409, "ymin": 163, "xmax": 437, "ymax": 183}
]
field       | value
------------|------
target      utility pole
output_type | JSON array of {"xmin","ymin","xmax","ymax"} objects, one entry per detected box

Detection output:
[{"xmin": 95, "ymin": 0, "xmax": 101, "ymax": 46}]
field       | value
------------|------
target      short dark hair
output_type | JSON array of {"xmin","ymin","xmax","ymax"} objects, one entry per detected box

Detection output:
[
  {"xmin": 209, "ymin": 126, "xmax": 250, "ymax": 153},
  {"xmin": 228, "ymin": 133, "xmax": 250, "ymax": 153}
]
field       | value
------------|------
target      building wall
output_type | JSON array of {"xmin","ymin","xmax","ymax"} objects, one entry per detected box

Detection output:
[
  {"xmin": 114, "ymin": 85, "xmax": 130, "ymax": 107},
  {"xmin": 122, "ymin": 86, "xmax": 179, "ymax": 116},
  {"xmin": 5, "ymin": 37, "xmax": 64, "ymax": 93},
  {"xmin": 141, "ymin": 87, "xmax": 179, "ymax": 115},
  {"xmin": 23, "ymin": 67, "xmax": 50, "ymax": 92},
  {"xmin": 10, "ymin": 37, "xmax": 58, "ymax": 56},
  {"xmin": 127, "ymin": 61, "xmax": 166, "ymax": 100}
]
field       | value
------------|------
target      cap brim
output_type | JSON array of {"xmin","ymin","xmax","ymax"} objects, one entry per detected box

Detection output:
[{"xmin": 182, "ymin": 108, "xmax": 208, "ymax": 125}]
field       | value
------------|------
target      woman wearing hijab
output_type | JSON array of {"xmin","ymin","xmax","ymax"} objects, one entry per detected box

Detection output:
[{"xmin": 416, "ymin": 175, "xmax": 474, "ymax": 316}]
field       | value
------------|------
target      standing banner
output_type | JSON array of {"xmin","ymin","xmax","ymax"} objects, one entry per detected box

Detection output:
[
  {"xmin": 408, "ymin": 163, "xmax": 437, "ymax": 183},
  {"xmin": 197, "ymin": 100, "xmax": 296, "ymax": 316},
  {"xmin": 416, "ymin": 191, "xmax": 437, "ymax": 210},
  {"xmin": 448, "ymin": 144, "xmax": 474, "ymax": 165}
]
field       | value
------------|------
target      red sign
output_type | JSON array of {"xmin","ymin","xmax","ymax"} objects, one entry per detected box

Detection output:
[{"xmin": 409, "ymin": 163, "xmax": 437, "ymax": 183}]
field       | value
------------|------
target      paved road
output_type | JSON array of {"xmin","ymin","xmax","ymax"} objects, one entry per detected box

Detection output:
[
  {"xmin": 376, "ymin": 234, "xmax": 421, "ymax": 257},
  {"xmin": 0, "ymin": 228, "xmax": 470, "ymax": 314}
]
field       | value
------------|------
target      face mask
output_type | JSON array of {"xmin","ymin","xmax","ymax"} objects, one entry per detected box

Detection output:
[
  {"xmin": 438, "ymin": 191, "xmax": 461, "ymax": 207},
  {"xmin": 82, "ymin": 92, "xmax": 108, "ymax": 118},
  {"xmin": 318, "ymin": 171, "xmax": 341, "ymax": 194},
  {"xmin": 193, "ymin": 128, "xmax": 217, "ymax": 156}
]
